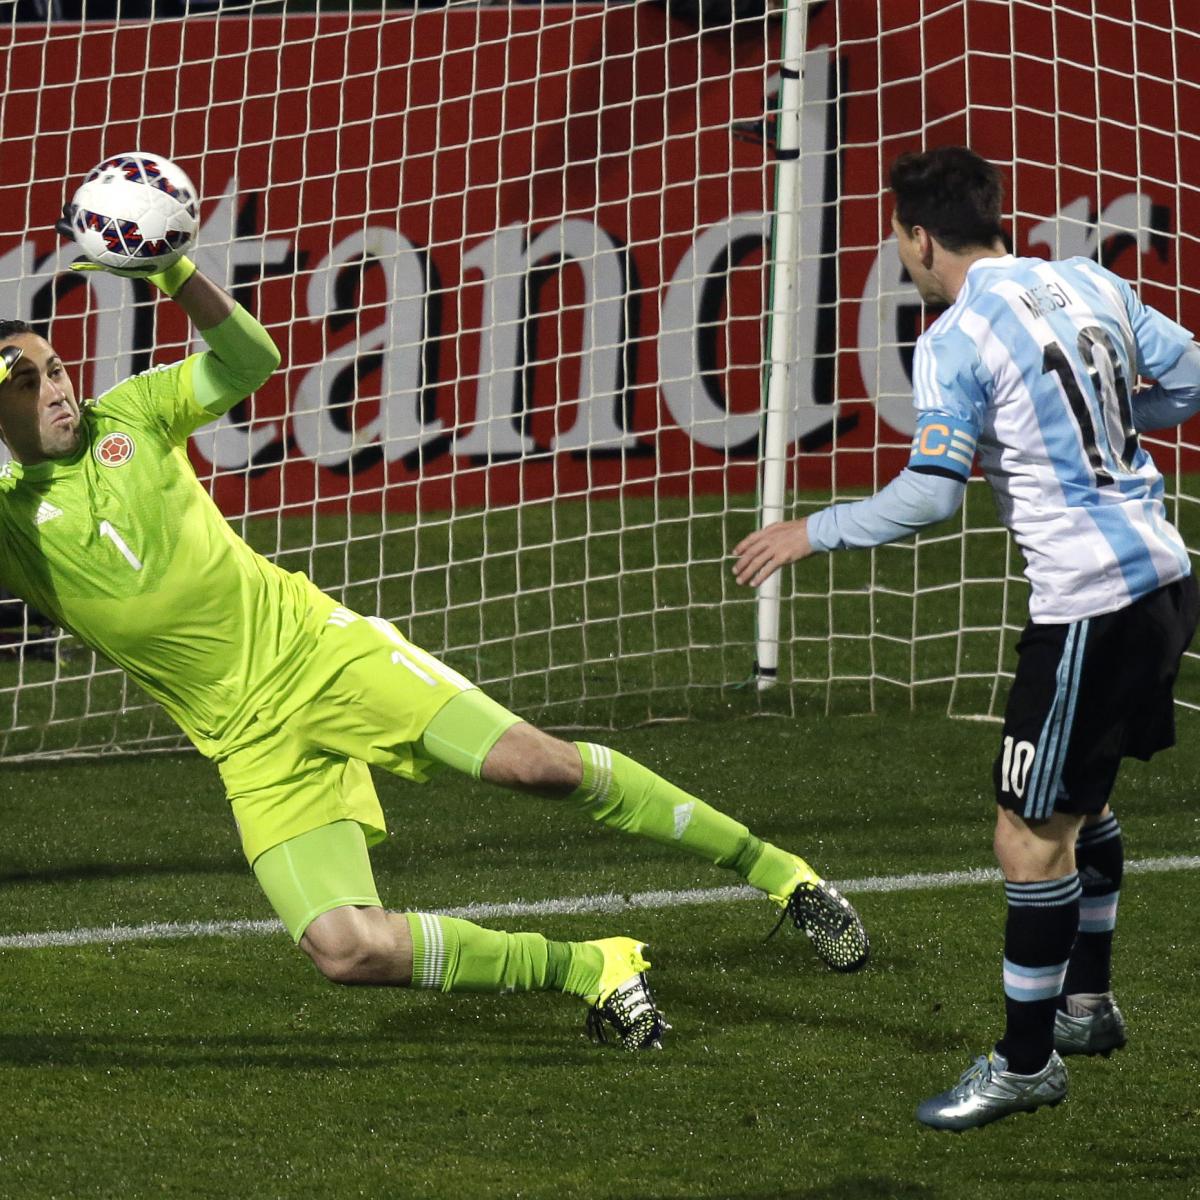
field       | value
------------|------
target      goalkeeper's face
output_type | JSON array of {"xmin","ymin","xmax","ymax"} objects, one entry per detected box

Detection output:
[{"xmin": 0, "ymin": 334, "xmax": 81, "ymax": 465}]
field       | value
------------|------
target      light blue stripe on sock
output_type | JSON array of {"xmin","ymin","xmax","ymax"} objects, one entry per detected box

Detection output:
[
  {"xmin": 1078, "ymin": 891, "xmax": 1120, "ymax": 933},
  {"xmin": 1005, "ymin": 874, "xmax": 1082, "ymax": 907},
  {"xmin": 1003, "ymin": 958, "xmax": 1070, "ymax": 1002},
  {"xmin": 1078, "ymin": 814, "xmax": 1121, "ymax": 846}
]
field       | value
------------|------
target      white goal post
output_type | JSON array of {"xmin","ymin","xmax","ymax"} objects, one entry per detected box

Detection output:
[{"xmin": 0, "ymin": 1, "xmax": 1197, "ymax": 761}]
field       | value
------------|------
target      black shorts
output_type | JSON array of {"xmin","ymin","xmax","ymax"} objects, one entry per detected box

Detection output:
[{"xmin": 993, "ymin": 574, "xmax": 1199, "ymax": 819}]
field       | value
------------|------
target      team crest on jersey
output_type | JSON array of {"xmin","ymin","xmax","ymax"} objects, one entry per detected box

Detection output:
[{"xmin": 94, "ymin": 431, "xmax": 136, "ymax": 467}]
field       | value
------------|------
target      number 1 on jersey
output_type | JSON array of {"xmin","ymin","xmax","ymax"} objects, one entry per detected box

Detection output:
[{"xmin": 99, "ymin": 520, "xmax": 143, "ymax": 571}]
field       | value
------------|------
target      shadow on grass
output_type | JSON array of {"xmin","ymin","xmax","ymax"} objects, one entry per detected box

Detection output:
[
  {"xmin": 630, "ymin": 1182, "xmax": 939, "ymax": 1200},
  {"xmin": 0, "ymin": 859, "xmax": 242, "ymax": 886},
  {"xmin": 0, "ymin": 1027, "xmax": 605, "ymax": 1071}
]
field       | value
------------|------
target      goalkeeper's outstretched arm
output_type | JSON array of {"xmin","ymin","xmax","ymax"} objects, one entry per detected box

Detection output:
[
  {"xmin": 166, "ymin": 260, "xmax": 282, "ymax": 417},
  {"xmin": 66, "ymin": 244, "xmax": 280, "ymax": 418}
]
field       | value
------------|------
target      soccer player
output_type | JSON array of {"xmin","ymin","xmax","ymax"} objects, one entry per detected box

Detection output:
[
  {"xmin": 0, "ymin": 238, "xmax": 868, "ymax": 1054},
  {"xmin": 733, "ymin": 146, "xmax": 1200, "ymax": 1126}
]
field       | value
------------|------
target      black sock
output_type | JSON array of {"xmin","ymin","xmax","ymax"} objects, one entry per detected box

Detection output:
[
  {"xmin": 996, "ymin": 873, "xmax": 1080, "ymax": 1074},
  {"xmin": 1062, "ymin": 813, "xmax": 1123, "ymax": 1001}
]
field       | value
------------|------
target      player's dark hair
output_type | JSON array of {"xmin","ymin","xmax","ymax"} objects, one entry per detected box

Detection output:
[
  {"xmin": 890, "ymin": 147, "xmax": 1005, "ymax": 253},
  {"xmin": 0, "ymin": 319, "xmax": 33, "ymax": 342}
]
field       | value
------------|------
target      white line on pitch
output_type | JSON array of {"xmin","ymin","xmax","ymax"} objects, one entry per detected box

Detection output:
[{"xmin": 1, "ymin": 854, "xmax": 1197, "ymax": 952}]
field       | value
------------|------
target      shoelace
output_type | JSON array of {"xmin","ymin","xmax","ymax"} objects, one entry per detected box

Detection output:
[
  {"xmin": 953, "ymin": 1055, "xmax": 993, "ymax": 1098},
  {"xmin": 766, "ymin": 882, "xmax": 852, "ymax": 941},
  {"xmin": 764, "ymin": 906, "xmax": 790, "ymax": 942}
]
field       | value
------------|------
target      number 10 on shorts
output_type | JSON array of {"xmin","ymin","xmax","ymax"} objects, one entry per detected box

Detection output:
[{"xmin": 1000, "ymin": 735, "xmax": 1036, "ymax": 799}]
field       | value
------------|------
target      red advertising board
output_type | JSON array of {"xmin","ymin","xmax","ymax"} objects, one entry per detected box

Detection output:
[{"xmin": 0, "ymin": 1, "xmax": 1197, "ymax": 515}]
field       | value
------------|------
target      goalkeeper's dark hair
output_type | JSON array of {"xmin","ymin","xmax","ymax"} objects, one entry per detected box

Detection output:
[
  {"xmin": 890, "ymin": 147, "xmax": 1006, "ymax": 253},
  {"xmin": 0, "ymin": 319, "xmax": 33, "ymax": 342}
]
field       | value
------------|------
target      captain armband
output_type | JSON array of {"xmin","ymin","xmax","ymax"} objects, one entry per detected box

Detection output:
[{"xmin": 907, "ymin": 414, "xmax": 977, "ymax": 482}]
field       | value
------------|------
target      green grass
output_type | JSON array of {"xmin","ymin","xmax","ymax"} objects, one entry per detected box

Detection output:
[{"xmin": 2, "ymin": 711, "xmax": 1199, "ymax": 1198}]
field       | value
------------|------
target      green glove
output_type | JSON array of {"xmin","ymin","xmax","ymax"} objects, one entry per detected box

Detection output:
[
  {"xmin": 55, "ymin": 203, "xmax": 197, "ymax": 296},
  {"xmin": 0, "ymin": 345, "xmax": 22, "ymax": 387},
  {"xmin": 68, "ymin": 253, "xmax": 198, "ymax": 297}
]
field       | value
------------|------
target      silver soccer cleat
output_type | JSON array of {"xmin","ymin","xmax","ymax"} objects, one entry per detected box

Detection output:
[
  {"xmin": 1054, "ymin": 996, "xmax": 1128, "ymax": 1057},
  {"xmin": 916, "ymin": 1049, "xmax": 1068, "ymax": 1132}
]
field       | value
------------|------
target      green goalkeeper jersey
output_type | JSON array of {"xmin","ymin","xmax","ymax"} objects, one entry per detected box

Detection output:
[{"xmin": 0, "ymin": 308, "xmax": 335, "ymax": 760}]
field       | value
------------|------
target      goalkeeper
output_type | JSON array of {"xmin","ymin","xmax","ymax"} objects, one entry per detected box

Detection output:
[{"xmin": 0, "ymin": 234, "xmax": 867, "ymax": 1053}]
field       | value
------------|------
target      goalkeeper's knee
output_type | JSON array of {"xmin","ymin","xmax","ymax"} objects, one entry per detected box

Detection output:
[{"xmin": 300, "ymin": 906, "xmax": 411, "ymax": 986}]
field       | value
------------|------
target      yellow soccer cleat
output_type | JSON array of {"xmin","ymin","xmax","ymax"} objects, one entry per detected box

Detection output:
[
  {"xmin": 583, "ymin": 937, "xmax": 670, "ymax": 1051},
  {"xmin": 768, "ymin": 855, "xmax": 870, "ymax": 973}
]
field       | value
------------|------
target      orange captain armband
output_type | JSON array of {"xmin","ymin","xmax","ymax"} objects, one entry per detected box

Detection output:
[{"xmin": 908, "ymin": 414, "xmax": 977, "ymax": 481}]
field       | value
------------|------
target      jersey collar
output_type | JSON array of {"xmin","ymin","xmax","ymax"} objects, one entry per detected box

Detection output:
[{"xmin": 966, "ymin": 253, "xmax": 1018, "ymax": 274}]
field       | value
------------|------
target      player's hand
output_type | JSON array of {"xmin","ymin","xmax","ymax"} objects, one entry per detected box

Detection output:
[
  {"xmin": 0, "ymin": 345, "xmax": 22, "ymax": 387},
  {"xmin": 732, "ymin": 519, "xmax": 813, "ymax": 587},
  {"xmin": 55, "ymin": 204, "xmax": 193, "ymax": 291},
  {"xmin": 67, "ymin": 258, "xmax": 183, "ymax": 279}
]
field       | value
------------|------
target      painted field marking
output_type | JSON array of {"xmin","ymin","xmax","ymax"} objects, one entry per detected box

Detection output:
[{"xmin": 1, "ymin": 854, "xmax": 1196, "ymax": 951}]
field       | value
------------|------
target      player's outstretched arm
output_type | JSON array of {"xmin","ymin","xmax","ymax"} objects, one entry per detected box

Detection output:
[
  {"xmin": 167, "ymin": 259, "xmax": 234, "ymax": 330},
  {"xmin": 167, "ymin": 263, "xmax": 282, "ymax": 416},
  {"xmin": 733, "ymin": 467, "xmax": 966, "ymax": 587},
  {"xmin": 58, "ymin": 205, "xmax": 280, "ymax": 417}
]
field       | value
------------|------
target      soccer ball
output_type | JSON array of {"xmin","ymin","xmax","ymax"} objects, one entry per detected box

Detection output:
[{"xmin": 67, "ymin": 152, "xmax": 200, "ymax": 273}]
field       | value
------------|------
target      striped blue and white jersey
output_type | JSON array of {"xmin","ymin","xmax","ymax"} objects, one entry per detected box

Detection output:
[{"xmin": 908, "ymin": 254, "xmax": 1194, "ymax": 622}]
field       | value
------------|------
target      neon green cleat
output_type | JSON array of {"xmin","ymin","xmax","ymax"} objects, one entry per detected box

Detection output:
[
  {"xmin": 583, "ymin": 937, "xmax": 669, "ymax": 1051},
  {"xmin": 768, "ymin": 855, "xmax": 870, "ymax": 973},
  {"xmin": 767, "ymin": 854, "xmax": 823, "ymax": 902}
]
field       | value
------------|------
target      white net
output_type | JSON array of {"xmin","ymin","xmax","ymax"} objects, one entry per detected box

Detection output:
[
  {"xmin": 0, "ymin": 0, "xmax": 1196, "ymax": 760},
  {"xmin": 776, "ymin": 0, "xmax": 1200, "ymax": 719}
]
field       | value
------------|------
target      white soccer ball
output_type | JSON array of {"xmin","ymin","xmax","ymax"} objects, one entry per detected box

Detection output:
[{"xmin": 68, "ymin": 152, "xmax": 200, "ymax": 273}]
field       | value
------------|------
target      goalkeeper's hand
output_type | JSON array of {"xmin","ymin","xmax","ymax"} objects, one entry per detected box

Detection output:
[
  {"xmin": 0, "ymin": 345, "xmax": 23, "ymax": 388},
  {"xmin": 55, "ymin": 203, "xmax": 198, "ymax": 297}
]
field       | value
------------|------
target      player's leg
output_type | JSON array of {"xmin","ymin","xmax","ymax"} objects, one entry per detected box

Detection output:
[
  {"xmin": 224, "ymin": 707, "xmax": 666, "ymax": 1049},
  {"xmin": 252, "ymin": 819, "xmax": 667, "ymax": 1049},
  {"xmin": 420, "ymin": 696, "xmax": 869, "ymax": 972},
  {"xmin": 1055, "ymin": 574, "xmax": 1197, "ymax": 1057},
  {"xmin": 992, "ymin": 805, "xmax": 1085, "ymax": 1074},
  {"xmin": 918, "ymin": 617, "xmax": 1087, "ymax": 1132},
  {"xmin": 482, "ymin": 722, "xmax": 790, "ymax": 893},
  {"xmin": 298, "ymin": 608, "xmax": 863, "ymax": 971},
  {"xmin": 916, "ymin": 814, "xmax": 1081, "ymax": 1133},
  {"xmin": 1054, "ymin": 802, "xmax": 1128, "ymax": 1057}
]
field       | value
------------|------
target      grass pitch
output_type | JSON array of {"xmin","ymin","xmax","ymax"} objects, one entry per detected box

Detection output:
[
  {"xmin": 2, "ymin": 710, "xmax": 1199, "ymax": 1199},
  {"xmin": 2, "ymin": 480, "xmax": 1200, "ymax": 1195}
]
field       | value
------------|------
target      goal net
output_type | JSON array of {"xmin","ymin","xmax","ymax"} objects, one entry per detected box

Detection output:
[{"xmin": 0, "ymin": 0, "xmax": 1196, "ymax": 760}]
